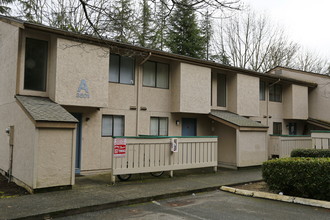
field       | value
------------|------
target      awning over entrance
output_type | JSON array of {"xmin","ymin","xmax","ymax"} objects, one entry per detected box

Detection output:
[
  {"xmin": 16, "ymin": 95, "xmax": 78, "ymax": 128},
  {"xmin": 209, "ymin": 110, "xmax": 268, "ymax": 131},
  {"xmin": 307, "ymin": 118, "xmax": 330, "ymax": 130}
]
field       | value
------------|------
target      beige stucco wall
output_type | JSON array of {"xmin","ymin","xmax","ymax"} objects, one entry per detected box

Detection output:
[
  {"xmin": 0, "ymin": 22, "xmax": 37, "ymax": 187},
  {"xmin": 236, "ymin": 74, "xmax": 259, "ymax": 116},
  {"xmin": 0, "ymin": 102, "xmax": 36, "ymax": 188},
  {"xmin": 0, "ymin": 21, "xmax": 19, "ymax": 105},
  {"xmin": 283, "ymin": 84, "xmax": 308, "ymax": 119},
  {"xmin": 55, "ymin": 38, "xmax": 109, "ymax": 107},
  {"xmin": 36, "ymin": 128, "xmax": 75, "ymax": 188},
  {"xmin": 176, "ymin": 63, "xmax": 211, "ymax": 114},
  {"xmin": 214, "ymin": 123, "xmax": 236, "ymax": 167},
  {"xmin": 269, "ymin": 69, "xmax": 330, "ymax": 122},
  {"xmin": 237, "ymin": 131, "xmax": 267, "ymax": 167}
]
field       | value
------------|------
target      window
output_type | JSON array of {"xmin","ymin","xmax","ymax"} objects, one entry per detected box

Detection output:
[
  {"xmin": 217, "ymin": 74, "xmax": 226, "ymax": 107},
  {"xmin": 288, "ymin": 123, "xmax": 297, "ymax": 135},
  {"xmin": 273, "ymin": 122, "xmax": 282, "ymax": 135},
  {"xmin": 143, "ymin": 61, "xmax": 169, "ymax": 88},
  {"xmin": 102, "ymin": 115, "xmax": 124, "ymax": 137},
  {"xmin": 269, "ymin": 84, "xmax": 282, "ymax": 102},
  {"xmin": 150, "ymin": 117, "xmax": 168, "ymax": 136},
  {"xmin": 259, "ymin": 80, "xmax": 266, "ymax": 101},
  {"xmin": 109, "ymin": 54, "xmax": 134, "ymax": 84},
  {"xmin": 24, "ymin": 38, "xmax": 48, "ymax": 91}
]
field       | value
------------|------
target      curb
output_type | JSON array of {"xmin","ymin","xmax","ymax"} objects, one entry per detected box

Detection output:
[
  {"xmin": 220, "ymin": 186, "xmax": 330, "ymax": 209},
  {"xmin": 11, "ymin": 185, "xmax": 223, "ymax": 220}
]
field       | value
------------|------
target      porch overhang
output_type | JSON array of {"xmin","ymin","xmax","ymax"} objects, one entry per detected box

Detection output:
[
  {"xmin": 16, "ymin": 95, "xmax": 78, "ymax": 127},
  {"xmin": 209, "ymin": 110, "xmax": 268, "ymax": 132},
  {"xmin": 307, "ymin": 118, "xmax": 330, "ymax": 130}
]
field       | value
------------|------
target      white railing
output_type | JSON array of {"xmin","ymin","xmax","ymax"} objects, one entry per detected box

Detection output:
[
  {"xmin": 269, "ymin": 135, "xmax": 312, "ymax": 158},
  {"xmin": 111, "ymin": 136, "xmax": 218, "ymax": 183},
  {"xmin": 311, "ymin": 131, "xmax": 330, "ymax": 149}
]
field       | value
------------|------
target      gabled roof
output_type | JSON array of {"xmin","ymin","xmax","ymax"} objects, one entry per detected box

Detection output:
[
  {"xmin": 0, "ymin": 15, "xmax": 317, "ymax": 88},
  {"xmin": 267, "ymin": 66, "xmax": 330, "ymax": 79},
  {"xmin": 16, "ymin": 95, "xmax": 78, "ymax": 123},
  {"xmin": 209, "ymin": 110, "xmax": 268, "ymax": 131}
]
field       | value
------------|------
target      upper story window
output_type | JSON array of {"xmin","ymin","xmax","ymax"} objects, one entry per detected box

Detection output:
[
  {"xmin": 217, "ymin": 74, "xmax": 226, "ymax": 107},
  {"xmin": 259, "ymin": 80, "xmax": 266, "ymax": 101},
  {"xmin": 109, "ymin": 54, "xmax": 134, "ymax": 84},
  {"xmin": 24, "ymin": 38, "xmax": 48, "ymax": 91},
  {"xmin": 269, "ymin": 84, "xmax": 282, "ymax": 102},
  {"xmin": 150, "ymin": 117, "xmax": 168, "ymax": 136},
  {"xmin": 143, "ymin": 61, "xmax": 169, "ymax": 89},
  {"xmin": 101, "ymin": 115, "xmax": 124, "ymax": 137}
]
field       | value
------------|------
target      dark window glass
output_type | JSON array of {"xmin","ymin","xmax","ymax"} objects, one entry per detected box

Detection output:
[
  {"xmin": 109, "ymin": 54, "xmax": 134, "ymax": 84},
  {"xmin": 102, "ymin": 115, "xmax": 124, "ymax": 137},
  {"xmin": 273, "ymin": 122, "xmax": 282, "ymax": 135},
  {"xmin": 259, "ymin": 81, "xmax": 265, "ymax": 101},
  {"xmin": 269, "ymin": 84, "xmax": 282, "ymax": 102},
  {"xmin": 217, "ymin": 74, "xmax": 226, "ymax": 107},
  {"xmin": 24, "ymin": 38, "xmax": 48, "ymax": 91},
  {"xmin": 143, "ymin": 61, "xmax": 169, "ymax": 89},
  {"xmin": 288, "ymin": 123, "xmax": 297, "ymax": 135}
]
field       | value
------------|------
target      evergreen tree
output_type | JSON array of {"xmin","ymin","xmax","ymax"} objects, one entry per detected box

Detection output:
[
  {"xmin": 153, "ymin": 0, "xmax": 168, "ymax": 50},
  {"xmin": 111, "ymin": 0, "xmax": 135, "ymax": 43},
  {"xmin": 166, "ymin": 0, "xmax": 206, "ymax": 59},
  {"xmin": 201, "ymin": 10, "xmax": 212, "ymax": 60},
  {"xmin": 137, "ymin": 0, "xmax": 155, "ymax": 48}
]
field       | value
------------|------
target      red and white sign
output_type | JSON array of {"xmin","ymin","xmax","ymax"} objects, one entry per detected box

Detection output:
[{"xmin": 113, "ymin": 138, "xmax": 127, "ymax": 158}]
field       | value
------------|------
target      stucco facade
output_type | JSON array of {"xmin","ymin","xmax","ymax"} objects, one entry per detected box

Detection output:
[{"xmin": 0, "ymin": 17, "xmax": 328, "ymax": 191}]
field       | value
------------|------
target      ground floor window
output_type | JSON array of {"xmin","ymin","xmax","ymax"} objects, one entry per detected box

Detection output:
[
  {"xmin": 273, "ymin": 122, "xmax": 282, "ymax": 135},
  {"xmin": 150, "ymin": 117, "xmax": 168, "ymax": 136},
  {"xmin": 102, "ymin": 115, "xmax": 124, "ymax": 137}
]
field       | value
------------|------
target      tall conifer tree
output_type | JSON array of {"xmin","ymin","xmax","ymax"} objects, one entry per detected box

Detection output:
[
  {"xmin": 111, "ymin": 0, "xmax": 135, "ymax": 43},
  {"xmin": 137, "ymin": 0, "xmax": 155, "ymax": 48},
  {"xmin": 166, "ymin": 0, "xmax": 205, "ymax": 59}
]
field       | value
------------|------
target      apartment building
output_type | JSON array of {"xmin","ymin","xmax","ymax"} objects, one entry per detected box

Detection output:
[{"xmin": 0, "ymin": 16, "xmax": 328, "ymax": 192}]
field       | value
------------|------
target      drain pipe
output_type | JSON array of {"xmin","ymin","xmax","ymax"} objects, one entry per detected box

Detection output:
[
  {"xmin": 136, "ymin": 52, "xmax": 152, "ymax": 136},
  {"xmin": 7, "ymin": 126, "xmax": 14, "ymax": 182},
  {"xmin": 267, "ymin": 79, "xmax": 281, "ymax": 126}
]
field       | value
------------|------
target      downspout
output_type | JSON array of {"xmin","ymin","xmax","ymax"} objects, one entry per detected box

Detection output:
[
  {"xmin": 7, "ymin": 126, "xmax": 14, "ymax": 182},
  {"xmin": 267, "ymin": 79, "xmax": 281, "ymax": 126},
  {"xmin": 136, "ymin": 52, "xmax": 152, "ymax": 136}
]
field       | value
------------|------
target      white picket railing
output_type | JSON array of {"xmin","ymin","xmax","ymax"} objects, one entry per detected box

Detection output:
[
  {"xmin": 111, "ymin": 136, "xmax": 218, "ymax": 183},
  {"xmin": 269, "ymin": 135, "xmax": 312, "ymax": 158},
  {"xmin": 311, "ymin": 131, "xmax": 330, "ymax": 149}
]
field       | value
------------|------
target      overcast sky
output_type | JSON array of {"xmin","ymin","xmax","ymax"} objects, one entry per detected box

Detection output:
[{"xmin": 242, "ymin": 0, "xmax": 330, "ymax": 59}]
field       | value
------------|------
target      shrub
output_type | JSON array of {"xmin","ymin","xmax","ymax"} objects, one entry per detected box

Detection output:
[
  {"xmin": 291, "ymin": 149, "xmax": 330, "ymax": 158},
  {"xmin": 262, "ymin": 157, "xmax": 330, "ymax": 201}
]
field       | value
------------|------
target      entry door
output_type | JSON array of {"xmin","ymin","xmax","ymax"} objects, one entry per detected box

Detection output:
[
  {"xmin": 182, "ymin": 118, "xmax": 197, "ymax": 136},
  {"xmin": 72, "ymin": 113, "xmax": 82, "ymax": 174}
]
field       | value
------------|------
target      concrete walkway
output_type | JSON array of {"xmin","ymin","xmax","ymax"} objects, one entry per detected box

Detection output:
[{"xmin": 0, "ymin": 167, "xmax": 262, "ymax": 220}]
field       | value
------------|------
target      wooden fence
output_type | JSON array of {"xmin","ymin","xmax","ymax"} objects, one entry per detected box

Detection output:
[
  {"xmin": 311, "ymin": 131, "xmax": 330, "ymax": 149},
  {"xmin": 111, "ymin": 136, "xmax": 218, "ymax": 183},
  {"xmin": 269, "ymin": 135, "xmax": 312, "ymax": 158}
]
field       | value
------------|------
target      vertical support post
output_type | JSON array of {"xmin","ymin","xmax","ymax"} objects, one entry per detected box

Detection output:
[
  {"xmin": 8, "ymin": 126, "xmax": 14, "ymax": 182},
  {"xmin": 111, "ymin": 173, "xmax": 116, "ymax": 184}
]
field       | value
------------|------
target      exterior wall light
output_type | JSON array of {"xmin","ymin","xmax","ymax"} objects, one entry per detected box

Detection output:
[{"xmin": 176, "ymin": 120, "xmax": 180, "ymax": 126}]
